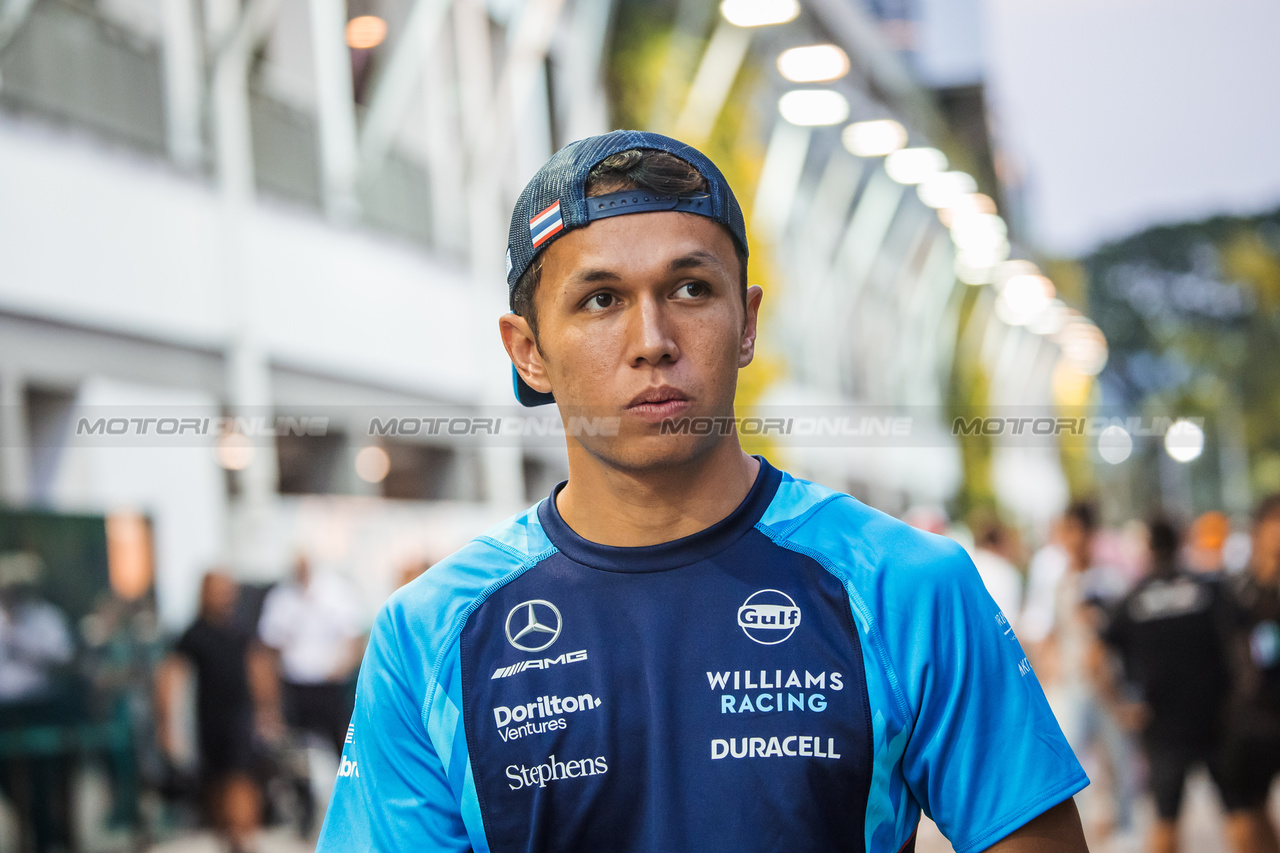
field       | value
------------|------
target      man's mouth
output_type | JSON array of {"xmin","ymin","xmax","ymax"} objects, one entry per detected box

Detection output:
[{"xmin": 625, "ymin": 386, "xmax": 691, "ymax": 421}]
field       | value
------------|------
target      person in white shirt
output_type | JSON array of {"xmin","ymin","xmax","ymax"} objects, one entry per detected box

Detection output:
[
  {"xmin": 256, "ymin": 555, "xmax": 364, "ymax": 756},
  {"xmin": 969, "ymin": 520, "xmax": 1025, "ymax": 622},
  {"xmin": 1022, "ymin": 502, "xmax": 1138, "ymax": 840}
]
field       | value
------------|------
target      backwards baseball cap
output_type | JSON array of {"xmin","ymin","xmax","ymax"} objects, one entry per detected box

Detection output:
[{"xmin": 505, "ymin": 129, "xmax": 748, "ymax": 406}]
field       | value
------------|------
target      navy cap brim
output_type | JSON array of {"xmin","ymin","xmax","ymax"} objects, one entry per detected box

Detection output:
[{"xmin": 513, "ymin": 367, "xmax": 556, "ymax": 407}]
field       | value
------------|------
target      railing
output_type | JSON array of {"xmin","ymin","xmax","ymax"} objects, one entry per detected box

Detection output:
[{"xmin": 0, "ymin": 0, "xmax": 435, "ymax": 246}]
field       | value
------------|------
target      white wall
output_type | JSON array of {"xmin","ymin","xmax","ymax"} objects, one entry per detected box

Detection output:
[
  {"xmin": 0, "ymin": 115, "xmax": 483, "ymax": 401},
  {"xmin": 48, "ymin": 377, "xmax": 228, "ymax": 630}
]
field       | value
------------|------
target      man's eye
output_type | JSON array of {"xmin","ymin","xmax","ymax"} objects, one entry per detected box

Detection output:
[
  {"xmin": 676, "ymin": 282, "xmax": 709, "ymax": 298},
  {"xmin": 585, "ymin": 293, "xmax": 615, "ymax": 310}
]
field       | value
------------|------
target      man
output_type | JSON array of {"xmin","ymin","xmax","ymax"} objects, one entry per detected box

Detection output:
[
  {"xmin": 1222, "ymin": 494, "xmax": 1280, "ymax": 853},
  {"xmin": 317, "ymin": 131, "xmax": 1089, "ymax": 852},
  {"xmin": 156, "ymin": 571, "xmax": 272, "ymax": 853},
  {"xmin": 257, "ymin": 554, "xmax": 364, "ymax": 756},
  {"xmin": 0, "ymin": 552, "xmax": 77, "ymax": 853},
  {"xmin": 969, "ymin": 518, "xmax": 1024, "ymax": 621},
  {"xmin": 1100, "ymin": 519, "xmax": 1231, "ymax": 853},
  {"xmin": 1021, "ymin": 502, "xmax": 1135, "ymax": 839}
]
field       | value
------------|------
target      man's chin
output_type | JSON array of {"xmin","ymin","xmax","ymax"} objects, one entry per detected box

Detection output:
[{"xmin": 575, "ymin": 431, "xmax": 727, "ymax": 474}]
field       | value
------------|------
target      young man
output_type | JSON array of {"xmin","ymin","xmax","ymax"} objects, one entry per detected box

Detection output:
[
  {"xmin": 316, "ymin": 130, "xmax": 1089, "ymax": 852},
  {"xmin": 1100, "ymin": 519, "xmax": 1232, "ymax": 853},
  {"xmin": 1221, "ymin": 494, "xmax": 1280, "ymax": 853},
  {"xmin": 156, "ymin": 572, "xmax": 267, "ymax": 853}
]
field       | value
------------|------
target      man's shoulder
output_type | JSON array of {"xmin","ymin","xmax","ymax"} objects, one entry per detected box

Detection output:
[{"xmin": 760, "ymin": 467, "xmax": 968, "ymax": 583}]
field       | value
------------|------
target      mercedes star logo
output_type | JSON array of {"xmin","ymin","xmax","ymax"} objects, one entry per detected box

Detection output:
[{"xmin": 504, "ymin": 599, "xmax": 563, "ymax": 653}]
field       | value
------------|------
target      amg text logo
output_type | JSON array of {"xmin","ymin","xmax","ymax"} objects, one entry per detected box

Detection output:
[{"xmin": 491, "ymin": 649, "xmax": 588, "ymax": 679}]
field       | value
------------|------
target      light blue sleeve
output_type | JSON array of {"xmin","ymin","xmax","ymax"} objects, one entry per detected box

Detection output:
[
  {"xmin": 314, "ymin": 507, "xmax": 553, "ymax": 853},
  {"xmin": 757, "ymin": 478, "xmax": 1087, "ymax": 853},
  {"xmin": 888, "ymin": 535, "xmax": 1088, "ymax": 852},
  {"xmin": 314, "ymin": 598, "xmax": 472, "ymax": 853}
]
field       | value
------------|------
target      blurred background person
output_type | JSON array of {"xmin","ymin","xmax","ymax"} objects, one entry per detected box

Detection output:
[
  {"xmin": 1221, "ymin": 495, "xmax": 1280, "ymax": 853},
  {"xmin": 1188, "ymin": 511, "xmax": 1232, "ymax": 576},
  {"xmin": 0, "ymin": 552, "xmax": 77, "ymax": 853},
  {"xmin": 394, "ymin": 557, "xmax": 434, "ymax": 591},
  {"xmin": 1025, "ymin": 501, "xmax": 1138, "ymax": 841},
  {"xmin": 155, "ymin": 571, "xmax": 270, "ymax": 853},
  {"xmin": 257, "ymin": 555, "xmax": 363, "ymax": 757},
  {"xmin": 255, "ymin": 554, "xmax": 364, "ymax": 835},
  {"xmin": 969, "ymin": 517, "xmax": 1024, "ymax": 620},
  {"xmin": 1020, "ymin": 516, "xmax": 1069, "ymax": 653},
  {"xmin": 1100, "ymin": 518, "xmax": 1232, "ymax": 853}
]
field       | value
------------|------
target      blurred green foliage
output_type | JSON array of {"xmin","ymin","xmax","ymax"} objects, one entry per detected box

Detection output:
[{"xmin": 1085, "ymin": 207, "xmax": 1280, "ymax": 505}]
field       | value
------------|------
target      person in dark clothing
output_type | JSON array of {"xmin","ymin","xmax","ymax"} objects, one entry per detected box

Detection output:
[
  {"xmin": 1221, "ymin": 494, "xmax": 1280, "ymax": 853},
  {"xmin": 0, "ymin": 552, "xmax": 78, "ymax": 853},
  {"xmin": 156, "ymin": 572, "xmax": 271, "ymax": 853},
  {"xmin": 1101, "ymin": 518, "xmax": 1233, "ymax": 853}
]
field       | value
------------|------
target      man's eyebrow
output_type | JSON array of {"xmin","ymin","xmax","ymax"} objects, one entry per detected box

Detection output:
[
  {"xmin": 564, "ymin": 250, "xmax": 728, "ymax": 287},
  {"xmin": 565, "ymin": 267, "xmax": 623, "ymax": 286},
  {"xmin": 669, "ymin": 251, "xmax": 726, "ymax": 273}
]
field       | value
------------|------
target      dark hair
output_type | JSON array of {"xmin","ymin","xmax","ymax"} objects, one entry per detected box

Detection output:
[
  {"xmin": 1255, "ymin": 493, "xmax": 1280, "ymax": 526},
  {"xmin": 970, "ymin": 512, "xmax": 1005, "ymax": 549},
  {"xmin": 511, "ymin": 149, "xmax": 749, "ymax": 343},
  {"xmin": 1065, "ymin": 500, "xmax": 1098, "ymax": 532},
  {"xmin": 1147, "ymin": 517, "xmax": 1180, "ymax": 560}
]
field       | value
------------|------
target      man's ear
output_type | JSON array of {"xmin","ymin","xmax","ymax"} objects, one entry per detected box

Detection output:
[
  {"xmin": 738, "ymin": 285, "xmax": 764, "ymax": 368},
  {"xmin": 499, "ymin": 313, "xmax": 553, "ymax": 394}
]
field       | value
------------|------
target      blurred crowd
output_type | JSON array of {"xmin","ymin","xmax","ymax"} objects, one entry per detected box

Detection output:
[
  {"xmin": 952, "ymin": 496, "xmax": 1280, "ymax": 853},
  {"xmin": 3, "ymin": 495, "xmax": 1280, "ymax": 853},
  {"xmin": 0, "ymin": 549, "xmax": 432, "ymax": 853}
]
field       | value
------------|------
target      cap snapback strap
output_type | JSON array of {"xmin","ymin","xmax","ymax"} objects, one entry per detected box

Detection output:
[{"xmin": 585, "ymin": 191, "xmax": 711, "ymax": 223}]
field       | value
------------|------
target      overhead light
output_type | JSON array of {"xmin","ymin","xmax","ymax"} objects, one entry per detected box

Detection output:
[
  {"xmin": 949, "ymin": 212, "xmax": 1007, "ymax": 252},
  {"xmin": 1057, "ymin": 320, "xmax": 1108, "ymax": 375},
  {"xmin": 842, "ymin": 119, "xmax": 907, "ymax": 157},
  {"xmin": 955, "ymin": 238, "xmax": 1010, "ymax": 270},
  {"xmin": 994, "ymin": 274, "xmax": 1055, "ymax": 326},
  {"xmin": 720, "ymin": 0, "xmax": 800, "ymax": 27},
  {"xmin": 1098, "ymin": 425, "xmax": 1133, "ymax": 465},
  {"xmin": 918, "ymin": 171, "xmax": 977, "ymax": 209},
  {"xmin": 346, "ymin": 15, "xmax": 387, "ymax": 49},
  {"xmin": 991, "ymin": 259, "xmax": 1040, "ymax": 289},
  {"xmin": 355, "ymin": 446, "xmax": 391, "ymax": 483},
  {"xmin": 955, "ymin": 259, "xmax": 994, "ymax": 286},
  {"xmin": 938, "ymin": 193, "xmax": 997, "ymax": 227},
  {"xmin": 777, "ymin": 44, "xmax": 850, "ymax": 83},
  {"xmin": 778, "ymin": 90, "xmax": 849, "ymax": 126},
  {"xmin": 885, "ymin": 147, "xmax": 947, "ymax": 184},
  {"xmin": 1164, "ymin": 419, "xmax": 1205, "ymax": 463},
  {"xmin": 1027, "ymin": 298, "xmax": 1070, "ymax": 336}
]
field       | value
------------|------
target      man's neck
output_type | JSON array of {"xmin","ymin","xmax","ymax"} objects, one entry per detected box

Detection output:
[{"xmin": 556, "ymin": 438, "xmax": 761, "ymax": 548}]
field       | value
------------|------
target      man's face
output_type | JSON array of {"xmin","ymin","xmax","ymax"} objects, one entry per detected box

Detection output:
[
  {"xmin": 294, "ymin": 555, "xmax": 311, "ymax": 587},
  {"xmin": 202, "ymin": 573, "xmax": 239, "ymax": 623},
  {"xmin": 1253, "ymin": 513, "xmax": 1280, "ymax": 585},
  {"xmin": 1061, "ymin": 518, "xmax": 1091, "ymax": 568},
  {"xmin": 503, "ymin": 211, "xmax": 761, "ymax": 472}
]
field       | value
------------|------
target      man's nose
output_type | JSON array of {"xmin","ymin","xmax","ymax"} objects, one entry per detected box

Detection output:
[{"xmin": 629, "ymin": 296, "xmax": 679, "ymax": 366}]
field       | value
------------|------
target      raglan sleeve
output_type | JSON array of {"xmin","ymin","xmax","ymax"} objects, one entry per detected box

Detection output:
[
  {"xmin": 891, "ymin": 540, "xmax": 1088, "ymax": 853},
  {"xmin": 315, "ymin": 599, "xmax": 472, "ymax": 853}
]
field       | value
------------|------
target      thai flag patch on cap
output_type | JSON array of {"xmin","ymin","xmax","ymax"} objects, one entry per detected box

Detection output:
[{"xmin": 529, "ymin": 200, "xmax": 564, "ymax": 250}]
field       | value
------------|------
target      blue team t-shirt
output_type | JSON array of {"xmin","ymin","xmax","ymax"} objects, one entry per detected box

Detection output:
[{"xmin": 317, "ymin": 457, "xmax": 1086, "ymax": 852}]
